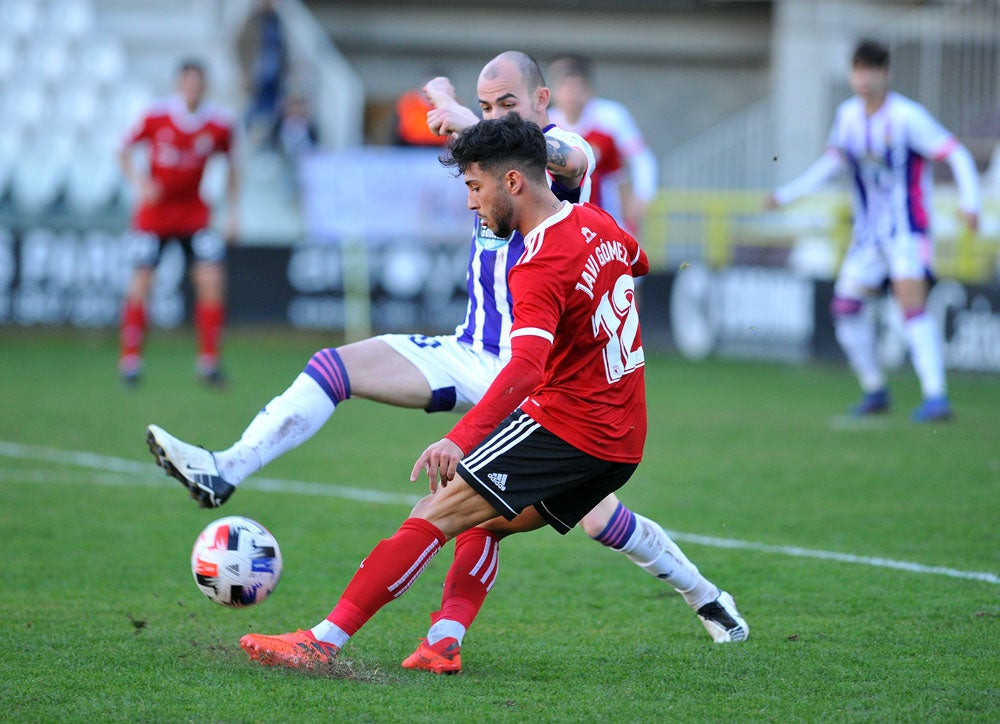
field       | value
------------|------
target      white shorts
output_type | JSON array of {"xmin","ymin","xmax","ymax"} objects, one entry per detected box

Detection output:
[
  {"xmin": 377, "ymin": 333, "xmax": 506, "ymax": 413},
  {"xmin": 835, "ymin": 232, "xmax": 932, "ymax": 299}
]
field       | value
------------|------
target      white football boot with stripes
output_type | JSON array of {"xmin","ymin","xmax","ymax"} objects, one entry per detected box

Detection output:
[
  {"xmin": 146, "ymin": 424, "xmax": 235, "ymax": 508},
  {"xmin": 696, "ymin": 591, "xmax": 749, "ymax": 643}
]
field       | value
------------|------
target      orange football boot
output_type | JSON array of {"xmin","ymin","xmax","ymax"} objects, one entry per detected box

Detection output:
[{"xmin": 401, "ymin": 637, "xmax": 462, "ymax": 674}]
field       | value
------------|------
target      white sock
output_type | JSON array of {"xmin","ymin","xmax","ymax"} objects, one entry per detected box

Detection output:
[
  {"xmin": 834, "ymin": 306, "xmax": 886, "ymax": 392},
  {"xmin": 621, "ymin": 515, "xmax": 719, "ymax": 610},
  {"xmin": 311, "ymin": 619, "xmax": 351, "ymax": 648},
  {"xmin": 215, "ymin": 374, "xmax": 337, "ymax": 486},
  {"xmin": 904, "ymin": 311, "xmax": 947, "ymax": 398},
  {"xmin": 426, "ymin": 619, "xmax": 467, "ymax": 646}
]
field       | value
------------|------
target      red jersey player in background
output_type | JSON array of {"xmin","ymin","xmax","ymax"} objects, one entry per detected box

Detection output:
[
  {"xmin": 547, "ymin": 54, "xmax": 659, "ymax": 236},
  {"xmin": 239, "ymin": 113, "xmax": 652, "ymax": 672},
  {"xmin": 118, "ymin": 59, "xmax": 240, "ymax": 388}
]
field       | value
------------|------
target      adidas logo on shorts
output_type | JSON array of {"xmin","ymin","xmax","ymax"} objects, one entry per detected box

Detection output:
[{"xmin": 487, "ymin": 472, "xmax": 508, "ymax": 491}]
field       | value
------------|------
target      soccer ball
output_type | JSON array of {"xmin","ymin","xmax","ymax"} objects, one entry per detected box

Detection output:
[{"xmin": 190, "ymin": 516, "xmax": 282, "ymax": 607}]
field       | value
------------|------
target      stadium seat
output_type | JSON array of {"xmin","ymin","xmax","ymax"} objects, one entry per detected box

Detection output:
[
  {"xmin": 0, "ymin": 0, "xmax": 41, "ymax": 43},
  {"xmin": 0, "ymin": 123, "xmax": 27, "ymax": 200},
  {"xmin": 52, "ymin": 79, "xmax": 102, "ymax": 134},
  {"xmin": 0, "ymin": 37, "xmax": 17, "ymax": 84},
  {"xmin": 106, "ymin": 79, "xmax": 154, "ymax": 138},
  {"xmin": 77, "ymin": 32, "xmax": 128, "ymax": 88},
  {"xmin": 46, "ymin": 0, "xmax": 96, "ymax": 42},
  {"xmin": 2, "ymin": 79, "xmax": 50, "ymax": 130},
  {"xmin": 25, "ymin": 34, "xmax": 73, "ymax": 87},
  {"xmin": 10, "ymin": 142, "xmax": 71, "ymax": 213},
  {"xmin": 65, "ymin": 142, "xmax": 123, "ymax": 213},
  {"xmin": 12, "ymin": 123, "xmax": 76, "ymax": 207}
]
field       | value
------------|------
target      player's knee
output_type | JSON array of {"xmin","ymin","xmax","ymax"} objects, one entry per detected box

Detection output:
[
  {"xmin": 579, "ymin": 511, "xmax": 606, "ymax": 538},
  {"xmin": 830, "ymin": 295, "xmax": 863, "ymax": 320},
  {"xmin": 127, "ymin": 269, "xmax": 154, "ymax": 299}
]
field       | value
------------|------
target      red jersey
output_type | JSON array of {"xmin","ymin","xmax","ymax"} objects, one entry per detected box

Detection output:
[
  {"xmin": 580, "ymin": 129, "xmax": 622, "ymax": 208},
  {"xmin": 449, "ymin": 202, "xmax": 648, "ymax": 463},
  {"xmin": 122, "ymin": 96, "xmax": 234, "ymax": 236}
]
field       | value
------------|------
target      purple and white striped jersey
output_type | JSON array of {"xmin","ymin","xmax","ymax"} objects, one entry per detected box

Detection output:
[
  {"xmin": 453, "ymin": 124, "xmax": 595, "ymax": 361},
  {"xmin": 775, "ymin": 91, "xmax": 980, "ymax": 244}
]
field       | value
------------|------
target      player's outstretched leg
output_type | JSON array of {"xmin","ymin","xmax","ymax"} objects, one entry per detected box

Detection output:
[
  {"xmin": 584, "ymin": 497, "xmax": 748, "ymax": 643},
  {"xmin": 146, "ymin": 424, "xmax": 234, "ymax": 508},
  {"xmin": 146, "ymin": 347, "xmax": 348, "ymax": 507}
]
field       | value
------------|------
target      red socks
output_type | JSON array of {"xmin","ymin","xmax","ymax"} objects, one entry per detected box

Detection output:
[
  {"xmin": 327, "ymin": 518, "xmax": 446, "ymax": 636},
  {"xmin": 119, "ymin": 299, "xmax": 146, "ymax": 372},
  {"xmin": 194, "ymin": 300, "xmax": 225, "ymax": 371},
  {"xmin": 120, "ymin": 299, "xmax": 225, "ymax": 375},
  {"xmin": 432, "ymin": 527, "xmax": 501, "ymax": 629}
]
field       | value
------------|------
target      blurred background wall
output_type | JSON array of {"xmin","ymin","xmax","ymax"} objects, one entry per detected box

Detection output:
[{"xmin": 1, "ymin": 0, "xmax": 998, "ymax": 369}]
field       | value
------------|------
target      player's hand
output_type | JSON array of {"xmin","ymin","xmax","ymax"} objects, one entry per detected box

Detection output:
[
  {"xmin": 426, "ymin": 106, "xmax": 478, "ymax": 137},
  {"xmin": 137, "ymin": 178, "xmax": 163, "ymax": 204},
  {"xmin": 423, "ymin": 76, "xmax": 457, "ymax": 107},
  {"xmin": 224, "ymin": 214, "xmax": 240, "ymax": 245},
  {"xmin": 623, "ymin": 197, "xmax": 647, "ymax": 235},
  {"xmin": 962, "ymin": 210, "xmax": 980, "ymax": 234},
  {"xmin": 763, "ymin": 192, "xmax": 781, "ymax": 211},
  {"xmin": 410, "ymin": 438, "xmax": 464, "ymax": 493}
]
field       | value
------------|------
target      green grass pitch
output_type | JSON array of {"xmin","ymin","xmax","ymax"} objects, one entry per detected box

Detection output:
[{"xmin": 1, "ymin": 327, "xmax": 997, "ymax": 721}]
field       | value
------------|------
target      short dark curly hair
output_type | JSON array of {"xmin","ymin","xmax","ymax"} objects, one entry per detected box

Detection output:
[
  {"xmin": 852, "ymin": 39, "xmax": 889, "ymax": 69},
  {"xmin": 440, "ymin": 113, "xmax": 548, "ymax": 181}
]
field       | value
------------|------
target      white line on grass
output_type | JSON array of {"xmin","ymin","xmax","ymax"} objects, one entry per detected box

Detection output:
[
  {"xmin": 2, "ymin": 440, "xmax": 997, "ymax": 586},
  {"xmin": 663, "ymin": 531, "xmax": 1000, "ymax": 586},
  {"xmin": 0, "ymin": 440, "xmax": 421, "ymax": 506}
]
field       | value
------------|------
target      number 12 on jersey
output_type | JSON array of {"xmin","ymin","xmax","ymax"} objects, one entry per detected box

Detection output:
[{"xmin": 592, "ymin": 273, "xmax": 644, "ymax": 383}]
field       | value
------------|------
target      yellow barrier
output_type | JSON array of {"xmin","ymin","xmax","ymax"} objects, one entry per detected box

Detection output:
[{"xmin": 642, "ymin": 188, "xmax": 1000, "ymax": 283}]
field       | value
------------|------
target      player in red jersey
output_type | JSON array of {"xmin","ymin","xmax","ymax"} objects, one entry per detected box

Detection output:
[
  {"xmin": 547, "ymin": 54, "xmax": 658, "ymax": 235},
  {"xmin": 239, "ymin": 113, "xmax": 660, "ymax": 671},
  {"xmin": 118, "ymin": 59, "xmax": 239, "ymax": 387},
  {"xmin": 149, "ymin": 52, "xmax": 745, "ymax": 669}
]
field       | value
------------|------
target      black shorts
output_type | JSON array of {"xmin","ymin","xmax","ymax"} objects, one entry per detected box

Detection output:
[
  {"xmin": 128, "ymin": 229, "xmax": 226, "ymax": 268},
  {"xmin": 458, "ymin": 409, "xmax": 638, "ymax": 535}
]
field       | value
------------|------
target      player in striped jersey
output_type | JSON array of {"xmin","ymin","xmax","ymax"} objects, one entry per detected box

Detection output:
[
  {"xmin": 148, "ymin": 54, "xmax": 746, "ymax": 666},
  {"xmin": 766, "ymin": 39, "xmax": 981, "ymax": 422}
]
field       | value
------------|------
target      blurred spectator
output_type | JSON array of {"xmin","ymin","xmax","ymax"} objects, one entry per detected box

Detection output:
[
  {"xmin": 237, "ymin": 0, "xmax": 287, "ymax": 147},
  {"xmin": 547, "ymin": 54, "xmax": 658, "ymax": 235},
  {"xmin": 272, "ymin": 93, "xmax": 318, "ymax": 158},
  {"xmin": 271, "ymin": 92, "xmax": 318, "ymax": 198},
  {"xmin": 118, "ymin": 59, "xmax": 239, "ymax": 388}
]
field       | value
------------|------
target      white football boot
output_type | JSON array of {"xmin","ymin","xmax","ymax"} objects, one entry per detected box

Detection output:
[
  {"xmin": 146, "ymin": 424, "xmax": 235, "ymax": 508},
  {"xmin": 696, "ymin": 591, "xmax": 749, "ymax": 643}
]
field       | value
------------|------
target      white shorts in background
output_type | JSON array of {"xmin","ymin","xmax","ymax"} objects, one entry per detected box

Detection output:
[
  {"xmin": 378, "ymin": 333, "xmax": 506, "ymax": 413},
  {"xmin": 835, "ymin": 232, "xmax": 933, "ymax": 298}
]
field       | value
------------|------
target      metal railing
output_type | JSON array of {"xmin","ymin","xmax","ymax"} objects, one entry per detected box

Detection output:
[
  {"xmin": 663, "ymin": 0, "xmax": 1000, "ymax": 192},
  {"xmin": 643, "ymin": 188, "xmax": 1000, "ymax": 283}
]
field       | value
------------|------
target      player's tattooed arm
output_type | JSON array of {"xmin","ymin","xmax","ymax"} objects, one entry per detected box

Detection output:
[{"xmin": 546, "ymin": 137, "xmax": 587, "ymax": 188}]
